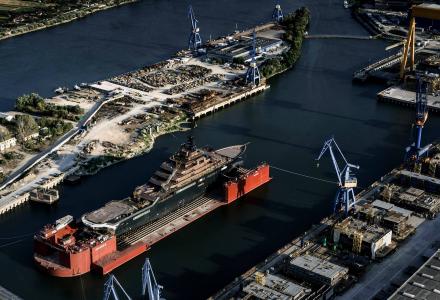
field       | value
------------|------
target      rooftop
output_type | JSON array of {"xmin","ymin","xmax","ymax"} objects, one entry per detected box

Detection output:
[
  {"xmin": 290, "ymin": 254, "xmax": 348, "ymax": 280},
  {"xmin": 389, "ymin": 249, "xmax": 440, "ymax": 300}
]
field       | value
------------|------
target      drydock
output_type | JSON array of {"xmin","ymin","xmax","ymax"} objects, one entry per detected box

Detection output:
[{"xmin": 210, "ymin": 143, "xmax": 440, "ymax": 300}]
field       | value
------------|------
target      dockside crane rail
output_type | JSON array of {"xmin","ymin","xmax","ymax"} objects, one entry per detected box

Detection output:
[
  {"xmin": 316, "ymin": 138, "xmax": 360, "ymax": 216},
  {"xmin": 272, "ymin": 2, "xmax": 284, "ymax": 23},
  {"xmin": 245, "ymin": 30, "xmax": 261, "ymax": 86},
  {"xmin": 188, "ymin": 5, "xmax": 202, "ymax": 51},
  {"xmin": 103, "ymin": 274, "xmax": 132, "ymax": 300},
  {"xmin": 142, "ymin": 258, "xmax": 163, "ymax": 300}
]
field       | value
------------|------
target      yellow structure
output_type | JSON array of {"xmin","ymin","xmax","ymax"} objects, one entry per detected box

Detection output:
[
  {"xmin": 352, "ymin": 231, "xmax": 363, "ymax": 254},
  {"xmin": 400, "ymin": 4, "xmax": 440, "ymax": 79}
]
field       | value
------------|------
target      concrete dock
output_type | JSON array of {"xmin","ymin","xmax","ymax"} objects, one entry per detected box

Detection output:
[{"xmin": 378, "ymin": 86, "xmax": 440, "ymax": 112}]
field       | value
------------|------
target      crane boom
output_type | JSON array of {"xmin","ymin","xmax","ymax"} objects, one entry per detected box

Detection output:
[{"xmin": 316, "ymin": 137, "xmax": 359, "ymax": 215}]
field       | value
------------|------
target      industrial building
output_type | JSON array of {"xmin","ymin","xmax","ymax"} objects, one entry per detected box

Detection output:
[
  {"xmin": 288, "ymin": 254, "xmax": 348, "ymax": 287},
  {"xmin": 333, "ymin": 217, "xmax": 393, "ymax": 259},
  {"xmin": 383, "ymin": 177, "xmax": 440, "ymax": 218},
  {"xmin": 208, "ymin": 36, "xmax": 282, "ymax": 63},
  {"xmin": 242, "ymin": 273, "xmax": 308, "ymax": 300},
  {"xmin": 389, "ymin": 249, "xmax": 440, "ymax": 299},
  {"xmin": 356, "ymin": 200, "xmax": 415, "ymax": 240}
]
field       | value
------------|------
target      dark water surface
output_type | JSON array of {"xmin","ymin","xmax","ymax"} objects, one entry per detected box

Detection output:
[{"xmin": 1, "ymin": 0, "xmax": 439, "ymax": 299}]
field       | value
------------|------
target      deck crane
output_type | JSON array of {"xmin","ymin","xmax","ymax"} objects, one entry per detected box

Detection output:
[
  {"xmin": 272, "ymin": 2, "xmax": 284, "ymax": 23},
  {"xmin": 405, "ymin": 78, "xmax": 430, "ymax": 164},
  {"xmin": 142, "ymin": 258, "xmax": 163, "ymax": 300},
  {"xmin": 245, "ymin": 30, "xmax": 261, "ymax": 86},
  {"xmin": 316, "ymin": 138, "xmax": 360, "ymax": 216},
  {"xmin": 103, "ymin": 274, "xmax": 132, "ymax": 300},
  {"xmin": 188, "ymin": 5, "xmax": 202, "ymax": 51}
]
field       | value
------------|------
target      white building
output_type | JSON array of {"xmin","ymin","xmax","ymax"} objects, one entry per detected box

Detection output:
[{"xmin": 0, "ymin": 138, "xmax": 17, "ymax": 152}]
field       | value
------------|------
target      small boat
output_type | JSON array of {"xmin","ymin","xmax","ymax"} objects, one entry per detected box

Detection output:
[{"xmin": 54, "ymin": 87, "xmax": 65, "ymax": 94}]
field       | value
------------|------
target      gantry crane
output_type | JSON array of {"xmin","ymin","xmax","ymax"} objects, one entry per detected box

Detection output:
[
  {"xmin": 272, "ymin": 2, "xmax": 284, "ymax": 23},
  {"xmin": 142, "ymin": 258, "xmax": 163, "ymax": 300},
  {"xmin": 400, "ymin": 4, "xmax": 440, "ymax": 79},
  {"xmin": 316, "ymin": 138, "xmax": 360, "ymax": 216},
  {"xmin": 405, "ymin": 78, "xmax": 430, "ymax": 164},
  {"xmin": 103, "ymin": 275, "xmax": 132, "ymax": 300},
  {"xmin": 245, "ymin": 30, "xmax": 261, "ymax": 86},
  {"xmin": 188, "ymin": 5, "xmax": 202, "ymax": 51}
]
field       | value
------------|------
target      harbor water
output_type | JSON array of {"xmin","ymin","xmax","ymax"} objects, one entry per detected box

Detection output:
[{"xmin": 0, "ymin": 0, "xmax": 439, "ymax": 299}]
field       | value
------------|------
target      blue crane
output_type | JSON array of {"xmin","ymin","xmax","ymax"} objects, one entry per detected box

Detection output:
[
  {"xmin": 316, "ymin": 138, "xmax": 360, "ymax": 216},
  {"xmin": 405, "ymin": 78, "xmax": 429, "ymax": 162},
  {"xmin": 142, "ymin": 258, "xmax": 163, "ymax": 300},
  {"xmin": 272, "ymin": 2, "xmax": 284, "ymax": 23},
  {"xmin": 188, "ymin": 5, "xmax": 202, "ymax": 51},
  {"xmin": 245, "ymin": 30, "xmax": 261, "ymax": 86},
  {"xmin": 103, "ymin": 274, "xmax": 132, "ymax": 300}
]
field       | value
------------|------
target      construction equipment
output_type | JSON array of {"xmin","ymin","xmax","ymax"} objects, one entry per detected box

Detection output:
[
  {"xmin": 316, "ymin": 138, "xmax": 360, "ymax": 216},
  {"xmin": 142, "ymin": 258, "xmax": 163, "ymax": 300},
  {"xmin": 245, "ymin": 30, "xmax": 261, "ymax": 86},
  {"xmin": 272, "ymin": 2, "xmax": 284, "ymax": 23},
  {"xmin": 399, "ymin": 4, "xmax": 440, "ymax": 79},
  {"xmin": 103, "ymin": 274, "xmax": 132, "ymax": 300},
  {"xmin": 188, "ymin": 5, "xmax": 202, "ymax": 51},
  {"xmin": 405, "ymin": 78, "xmax": 430, "ymax": 164}
]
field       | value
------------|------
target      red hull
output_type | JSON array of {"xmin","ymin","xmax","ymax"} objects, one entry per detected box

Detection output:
[{"xmin": 225, "ymin": 164, "xmax": 271, "ymax": 203}]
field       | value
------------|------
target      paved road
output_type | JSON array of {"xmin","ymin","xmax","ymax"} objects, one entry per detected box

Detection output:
[
  {"xmin": 338, "ymin": 216, "xmax": 440, "ymax": 300},
  {"xmin": 0, "ymin": 96, "xmax": 112, "ymax": 191}
]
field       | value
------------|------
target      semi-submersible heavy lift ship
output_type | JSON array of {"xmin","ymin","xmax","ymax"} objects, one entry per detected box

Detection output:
[{"xmin": 34, "ymin": 137, "xmax": 271, "ymax": 277}]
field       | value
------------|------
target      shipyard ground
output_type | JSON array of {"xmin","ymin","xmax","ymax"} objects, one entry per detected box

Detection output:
[
  {"xmin": 210, "ymin": 143, "xmax": 440, "ymax": 300},
  {"xmin": 0, "ymin": 22, "xmax": 284, "ymax": 215},
  {"xmin": 338, "ymin": 212, "xmax": 440, "ymax": 299}
]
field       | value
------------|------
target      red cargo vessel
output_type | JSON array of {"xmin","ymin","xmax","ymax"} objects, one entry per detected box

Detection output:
[{"xmin": 34, "ymin": 163, "xmax": 271, "ymax": 277}]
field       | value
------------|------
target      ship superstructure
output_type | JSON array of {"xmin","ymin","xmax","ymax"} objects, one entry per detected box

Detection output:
[{"xmin": 81, "ymin": 137, "xmax": 246, "ymax": 235}]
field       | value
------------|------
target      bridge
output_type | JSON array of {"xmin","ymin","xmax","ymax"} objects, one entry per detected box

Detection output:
[{"xmin": 305, "ymin": 34, "xmax": 378, "ymax": 40}]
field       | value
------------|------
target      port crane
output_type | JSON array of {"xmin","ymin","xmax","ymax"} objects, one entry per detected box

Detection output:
[
  {"xmin": 400, "ymin": 4, "xmax": 440, "ymax": 79},
  {"xmin": 272, "ymin": 2, "xmax": 284, "ymax": 23},
  {"xmin": 103, "ymin": 274, "xmax": 132, "ymax": 300},
  {"xmin": 245, "ymin": 30, "xmax": 261, "ymax": 86},
  {"xmin": 316, "ymin": 138, "xmax": 360, "ymax": 216},
  {"xmin": 142, "ymin": 258, "xmax": 163, "ymax": 300},
  {"xmin": 405, "ymin": 78, "xmax": 430, "ymax": 164},
  {"xmin": 188, "ymin": 5, "xmax": 202, "ymax": 51}
]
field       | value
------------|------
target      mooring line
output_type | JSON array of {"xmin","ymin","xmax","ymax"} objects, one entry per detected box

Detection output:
[{"xmin": 270, "ymin": 165, "xmax": 338, "ymax": 185}]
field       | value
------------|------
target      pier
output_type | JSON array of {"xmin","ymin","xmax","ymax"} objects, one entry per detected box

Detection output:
[
  {"xmin": 378, "ymin": 86, "xmax": 440, "ymax": 112},
  {"xmin": 192, "ymin": 84, "xmax": 269, "ymax": 119}
]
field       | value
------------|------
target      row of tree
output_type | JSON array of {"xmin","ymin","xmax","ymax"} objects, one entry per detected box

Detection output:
[
  {"xmin": 15, "ymin": 93, "xmax": 84, "ymax": 121},
  {"xmin": 260, "ymin": 7, "xmax": 310, "ymax": 78}
]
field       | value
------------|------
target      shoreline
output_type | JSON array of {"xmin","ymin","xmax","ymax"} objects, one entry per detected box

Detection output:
[{"xmin": 0, "ymin": 0, "xmax": 138, "ymax": 41}]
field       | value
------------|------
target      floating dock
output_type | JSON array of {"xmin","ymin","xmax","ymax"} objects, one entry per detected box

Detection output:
[{"xmin": 34, "ymin": 164, "xmax": 271, "ymax": 276}]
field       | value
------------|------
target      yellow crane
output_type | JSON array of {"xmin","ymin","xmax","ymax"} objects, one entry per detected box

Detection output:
[{"xmin": 400, "ymin": 4, "xmax": 440, "ymax": 79}]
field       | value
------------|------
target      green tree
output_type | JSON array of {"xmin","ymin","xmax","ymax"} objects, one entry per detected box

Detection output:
[{"xmin": 15, "ymin": 114, "xmax": 38, "ymax": 141}]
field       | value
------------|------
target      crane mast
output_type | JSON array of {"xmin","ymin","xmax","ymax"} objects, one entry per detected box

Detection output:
[
  {"xmin": 188, "ymin": 5, "xmax": 202, "ymax": 51},
  {"xmin": 272, "ymin": 2, "xmax": 284, "ymax": 23},
  {"xmin": 405, "ymin": 78, "xmax": 430, "ymax": 167},
  {"xmin": 245, "ymin": 30, "xmax": 261, "ymax": 86},
  {"xmin": 316, "ymin": 138, "xmax": 360, "ymax": 216},
  {"xmin": 103, "ymin": 275, "xmax": 132, "ymax": 300},
  {"xmin": 142, "ymin": 258, "xmax": 163, "ymax": 300}
]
